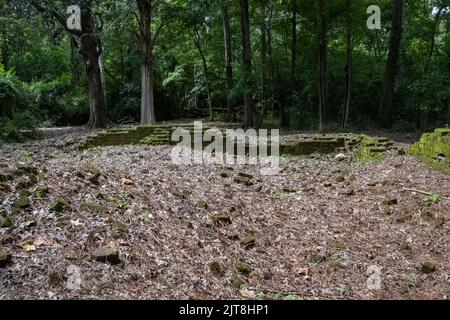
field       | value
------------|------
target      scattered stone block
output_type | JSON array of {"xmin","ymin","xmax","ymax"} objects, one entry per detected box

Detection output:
[
  {"xmin": 92, "ymin": 247, "xmax": 121, "ymax": 265},
  {"xmin": 231, "ymin": 275, "xmax": 245, "ymax": 289},
  {"xmin": 209, "ymin": 261, "xmax": 224, "ymax": 277},
  {"xmin": 34, "ymin": 186, "xmax": 49, "ymax": 198},
  {"xmin": 51, "ymin": 198, "xmax": 70, "ymax": 213},
  {"xmin": 0, "ymin": 250, "xmax": 12, "ymax": 268},
  {"xmin": 241, "ymin": 230, "xmax": 256, "ymax": 248},
  {"xmin": 212, "ymin": 214, "xmax": 232, "ymax": 226},
  {"xmin": 80, "ymin": 203, "xmax": 109, "ymax": 214},
  {"xmin": 422, "ymin": 261, "xmax": 437, "ymax": 274},
  {"xmin": 0, "ymin": 217, "xmax": 14, "ymax": 228},
  {"xmin": 235, "ymin": 262, "xmax": 252, "ymax": 276},
  {"xmin": 13, "ymin": 196, "xmax": 30, "ymax": 209}
]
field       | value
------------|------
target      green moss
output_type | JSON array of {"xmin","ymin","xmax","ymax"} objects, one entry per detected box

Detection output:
[
  {"xmin": 0, "ymin": 250, "xmax": 12, "ymax": 268},
  {"xmin": 34, "ymin": 186, "xmax": 49, "ymax": 198},
  {"xmin": 51, "ymin": 197, "xmax": 70, "ymax": 213},
  {"xmin": 408, "ymin": 128, "xmax": 450, "ymax": 174},
  {"xmin": 80, "ymin": 203, "xmax": 109, "ymax": 214},
  {"xmin": 0, "ymin": 217, "xmax": 14, "ymax": 228},
  {"xmin": 13, "ymin": 196, "xmax": 30, "ymax": 209}
]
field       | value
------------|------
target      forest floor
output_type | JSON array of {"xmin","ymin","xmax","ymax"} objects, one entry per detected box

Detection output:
[{"xmin": 0, "ymin": 127, "xmax": 449, "ymax": 300}]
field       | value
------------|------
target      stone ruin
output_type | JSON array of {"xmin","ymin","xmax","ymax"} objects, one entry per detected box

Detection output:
[
  {"xmin": 80, "ymin": 125, "xmax": 397, "ymax": 162},
  {"xmin": 409, "ymin": 128, "xmax": 450, "ymax": 174}
]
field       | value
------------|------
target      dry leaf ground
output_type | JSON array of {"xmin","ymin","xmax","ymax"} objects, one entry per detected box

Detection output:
[{"xmin": 0, "ymin": 128, "xmax": 449, "ymax": 300}]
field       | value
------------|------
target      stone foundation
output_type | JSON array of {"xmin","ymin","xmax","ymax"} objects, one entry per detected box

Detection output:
[{"xmin": 408, "ymin": 128, "xmax": 450, "ymax": 174}]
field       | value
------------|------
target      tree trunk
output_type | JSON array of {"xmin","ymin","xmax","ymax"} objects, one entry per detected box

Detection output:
[
  {"xmin": 259, "ymin": 3, "xmax": 268, "ymax": 129},
  {"xmin": 448, "ymin": 59, "xmax": 450, "ymax": 125},
  {"xmin": 222, "ymin": 3, "xmax": 234, "ymax": 122},
  {"xmin": 137, "ymin": 0, "xmax": 156, "ymax": 125},
  {"xmin": 281, "ymin": 0, "xmax": 297, "ymax": 128},
  {"xmin": 291, "ymin": 0, "xmax": 297, "ymax": 83},
  {"xmin": 317, "ymin": 0, "xmax": 328, "ymax": 132},
  {"xmin": 193, "ymin": 29, "xmax": 213, "ymax": 121},
  {"xmin": 418, "ymin": 5, "xmax": 444, "ymax": 129},
  {"xmin": 447, "ymin": 16, "xmax": 450, "ymax": 126},
  {"xmin": 342, "ymin": 0, "xmax": 352, "ymax": 129},
  {"xmin": 378, "ymin": 0, "xmax": 405, "ymax": 128},
  {"xmin": 80, "ymin": 34, "xmax": 108, "ymax": 129},
  {"xmin": 239, "ymin": 0, "xmax": 255, "ymax": 128}
]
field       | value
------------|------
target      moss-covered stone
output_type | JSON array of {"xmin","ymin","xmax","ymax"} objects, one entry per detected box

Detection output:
[
  {"xmin": 422, "ymin": 261, "xmax": 437, "ymax": 274},
  {"xmin": 19, "ymin": 189, "xmax": 32, "ymax": 198},
  {"xmin": 0, "ymin": 250, "xmax": 12, "ymax": 268},
  {"xmin": 235, "ymin": 262, "xmax": 252, "ymax": 276},
  {"xmin": 383, "ymin": 198, "xmax": 398, "ymax": 206},
  {"xmin": 197, "ymin": 200, "xmax": 208, "ymax": 209},
  {"xmin": 234, "ymin": 176, "xmax": 253, "ymax": 186},
  {"xmin": 212, "ymin": 214, "xmax": 232, "ymax": 226},
  {"xmin": 409, "ymin": 128, "xmax": 450, "ymax": 174},
  {"xmin": 51, "ymin": 198, "xmax": 70, "ymax": 213},
  {"xmin": 112, "ymin": 220, "xmax": 128, "ymax": 233},
  {"xmin": 231, "ymin": 275, "xmax": 245, "ymax": 289},
  {"xmin": 15, "ymin": 166, "xmax": 38, "ymax": 176},
  {"xmin": 241, "ymin": 230, "xmax": 256, "ymax": 248},
  {"xmin": 0, "ymin": 217, "xmax": 14, "ymax": 228},
  {"xmin": 356, "ymin": 136, "xmax": 394, "ymax": 163},
  {"xmin": 34, "ymin": 186, "xmax": 49, "ymax": 198},
  {"xmin": 80, "ymin": 203, "xmax": 109, "ymax": 214},
  {"xmin": 13, "ymin": 196, "xmax": 30, "ymax": 209},
  {"xmin": 0, "ymin": 173, "xmax": 13, "ymax": 182},
  {"xmin": 209, "ymin": 261, "xmax": 224, "ymax": 277}
]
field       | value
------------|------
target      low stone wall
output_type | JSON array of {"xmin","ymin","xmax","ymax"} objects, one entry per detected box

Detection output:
[
  {"xmin": 408, "ymin": 128, "xmax": 450, "ymax": 174},
  {"xmin": 80, "ymin": 127, "xmax": 395, "ymax": 162},
  {"xmin": 80, "ymin": 125, "xmax": 195, "ymax": 150},
  {"xmin": 355, "ymin": 137, "xmax": 394, "ymax": 163}
]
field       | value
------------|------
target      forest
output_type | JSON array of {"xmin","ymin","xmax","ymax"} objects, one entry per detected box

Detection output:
[
  {"xmin": 0, "ymin": 0, "xmax": 449, "ymax": 135},
  {"xmin": 0, "ymin": 0, "xmax": 450, "ymax": 302}
]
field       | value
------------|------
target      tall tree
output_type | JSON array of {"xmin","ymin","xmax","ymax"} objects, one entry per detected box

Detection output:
[
  {"xmin": 280, "ymin": 0, "xmax": 297, "ymax": 128},
  {"xmin": 221, "ymin": 2, "xmax": 234, "ymax": 122},
  {"xmin": 193, "ymin": 25, "xmax": 213, "ymax": 121},
  {"xmin": 259, "ymin": 2, "xmax": 268, "ymax": 129},
  {"xmin": 239, "ymin": 0, "xmax": 255, "ymax": 128},
  {"xmin": 31, "ymin": 0, "xmax": 108, "ymax": 128},
  {"xmin": 342, "ymin": 0, "xmax": 352, "ymax": 129},
  {"xmin": 378, "ymin": 0, "xmax": 405, "ymax": 128},
  {"xmin": 317, "ymin": 0, "xmax": 328, "ymax": 131},
  {"xmin": 136, "ymin": 0, "xmax": 156, "ymax": 125}
]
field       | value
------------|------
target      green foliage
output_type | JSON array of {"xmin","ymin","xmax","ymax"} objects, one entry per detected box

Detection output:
[
  {"xmin": 1, "ymin": 0, "xmax": 449, "ymax": 131},
  {"xmin": 424, "ymin": 193, "xmax": 442, "ymax": 204}
]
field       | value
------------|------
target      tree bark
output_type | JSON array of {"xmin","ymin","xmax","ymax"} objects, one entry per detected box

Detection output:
[
  {"xmin": 317, "ymin": 0, "xmax": 328, "ymax": 132},
  {"xmin": 31, "ymin": 0, "xmax": 108, "ymax": 129},
  {"xmin": 193, "ymin": 28, "xmax": 213, "ymax": 121},
  {"xmin": 259, "ymin": 3, "xmax": 268, "ymax": 129},
  {"xmin": 239, "ymin": 0, "xmax": 255, "ymax": 128},
  {"xmin": 222, "ymin": 3, "xmax": 234, "ymax": 122},
  {"xmin": 378, "ymin": 0, "xmax": 405, "ymax": 128},
  {"xmin": 137, "ymin": 0, "xmax": 156, "ymax": 125},
  {"xmin": 342, "ymin": 0, "xmax": 352, "ymax": 129},
  {"xmin": 80, "ymin": 34, "xmax": 107, "ymax": 129},
  {"xmin": 291, "ymin": 0, "xmax": 297, "ymax": 83}
]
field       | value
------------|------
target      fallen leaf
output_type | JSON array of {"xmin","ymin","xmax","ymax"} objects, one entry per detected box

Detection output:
[
  {"xmin": 34, "ymin": 236, "xmax": 52, "ymax": 247},
  {"xmin": 293, "ymin": 267, "xmax": 309, "ymax": 275},
  {"xmin": 70, "ymin": 219, "xmax": 83, "ymax": 227},
  {"xmin": 239, "ymin": 288, "xmax": 256, "ymax": 299},
  {"xmin": 23, "ymin": 243, "xmax": 36, "ymax": 252},
  {"xmin": 121, "ymin": 177, "xmax": 134, "ymax": 185}
]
